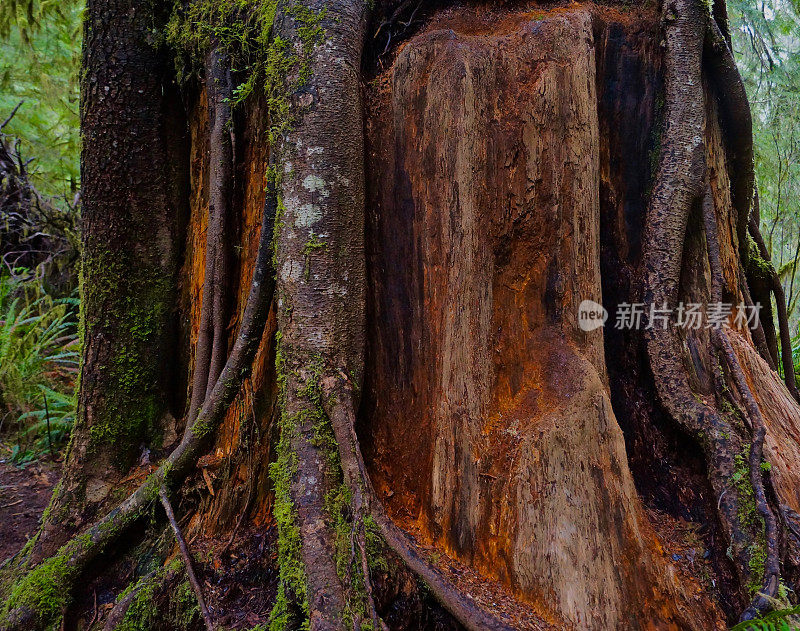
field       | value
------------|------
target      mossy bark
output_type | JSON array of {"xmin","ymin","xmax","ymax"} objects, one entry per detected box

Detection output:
[{"xmin": 33, "ymin": 0, "xmax": 188, "ymax": 560}]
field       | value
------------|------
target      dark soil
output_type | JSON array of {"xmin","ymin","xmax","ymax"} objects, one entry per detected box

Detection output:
[{"xmin": 0, "ymin": 451, "xmax": 61, "ymax": 564}]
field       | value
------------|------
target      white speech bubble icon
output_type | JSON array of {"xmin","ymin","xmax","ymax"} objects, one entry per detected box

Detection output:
[{"xmin": 578, "ymin": 299, "xmax": 608, "ymax": 332}]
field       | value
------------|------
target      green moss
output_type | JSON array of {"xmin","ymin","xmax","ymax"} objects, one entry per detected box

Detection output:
[
  {"xmin": 363, "ymin": 515, "xmax": 388, "ymax": 574},
  {"xmin": 731, "ymin": 446, "xmax": 770, "ymax": 594},
  {"xmin": 166, "ymin": 0, "xmax": 324, "ymax": 141},
  {"xmin": 732, "ymin": 447, "xmax": 762, "ymax": 530},
  {"xmin": 269, "ymin": 332, "xmax": 310, "ymax": 631},
  {"xmin": 190, "ymin": 417, "xmax": 214, "ymax": 437},
  {"xmin": 81, "ymin": 247, "xmax": 173, "ymax": 464},
  {"xmin": 117, "ymin": 575, "xmax": 159, "ymax": 631},
  {"xmin": 269, "ymin": 165, "xmax": 286, "ymax": 269},
  {"xmin": 747, "ymin": 542, "xmax": 768, "ymax": 595},
  {"xmin": 166, "ymin": 0, "xmax": 278, "ymax": 103},
  {"xmin": 303, "ymin": 358, "xmax": 372, "ymax": 628},
  {"xmin": 269, "ymin": 343, "xmax": 372, "ymax": 629},
  {"xmin": 171, "ymin": 580, "xmax": 201, "ymax": 629},
  {"xmin": 746, "ymin": 238, "xmax": 775, "ymax": 283},
  {"xmin": 1, "ymin": 555, "xmax": 72, "ymax": 628},
  {"xmin": 112, "ymin": 561, "xmax": 199, "ymax": 631}
]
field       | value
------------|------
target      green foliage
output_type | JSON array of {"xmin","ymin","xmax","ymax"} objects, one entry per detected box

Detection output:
[
  {"xmin": 166, "ymin": 0, "xmax": 325, "ymax": 140},
  {"xmin": 731, "ymin": 606, "xmax": 800, "ymax": 630},
  {"xmin": 166, "ymin": 0, "xmax": 278, "ymax": 106},
  {"xmin": 0, "ymin": 0, "xmax": 81, "ymax": 197},
  {"xmin": 0, "ymin": 269, "xmax": 79, "ymax": 461},
  {"xmin": 730, "ymin": 0, "xmax": 800, "ymax": 326}
]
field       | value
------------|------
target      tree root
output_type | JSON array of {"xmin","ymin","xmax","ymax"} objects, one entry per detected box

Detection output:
[
  {"xmin": 321, "ymin": 377, "xmax": 516, "ymax": 631},
  {"xmin": 159, "ymin": 488, "xmax": 214, "ymax": 631},
  {"xmin": 102, "ymin": 570, "xmax": 157, "ymax": 631},
  {"xmin": 11, "ymin": 1, "xmax": 793, "ymax": 629},
  {"xmin": 186, "ymin": 45, "xmax": 234, "ymax": 436},
  {"xmin": 641, "ymin": 0, "xmax": 783, "ymax": 612},
  {"xmin": 748, "ymin": 215, "xmax": 800, "ymax": 403},
  {"xmin": 703, "ymin": 185, "xmax": 781, "ymax": 621},
  {"xmin": 0, "ymin": 176, "xmax": 277, "ymax": 631}
]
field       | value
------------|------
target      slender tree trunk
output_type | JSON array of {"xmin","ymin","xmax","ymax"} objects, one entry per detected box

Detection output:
[{"xmin": 33, "ymin": 0, "xmax": 187, "ymax": 561}]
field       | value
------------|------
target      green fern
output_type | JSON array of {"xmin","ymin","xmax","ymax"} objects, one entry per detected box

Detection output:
[
  {"xmin": 731, "ymin": 606, "xmax": 800, "ymax": 630},
  {"xmin": 0, "ymin": 270, "xmax": 79, "ymax": 459}
]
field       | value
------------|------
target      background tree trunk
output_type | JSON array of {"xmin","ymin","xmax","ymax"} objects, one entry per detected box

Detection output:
[{"xmin": 33, "ymin": 0, "xmax": 188, "ymax": 561}]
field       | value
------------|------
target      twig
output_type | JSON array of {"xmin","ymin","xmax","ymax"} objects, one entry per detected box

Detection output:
[
  {"xmin": 87, "ymin": 590, "xmax": 98, "ymax": 628},
  {"xmin": 0, "ymin": 102, "xmax": 23, "ymax": 131},
  {"xmin": 159, "ymin": 488, "xmax": 215, "ymax": 631}
]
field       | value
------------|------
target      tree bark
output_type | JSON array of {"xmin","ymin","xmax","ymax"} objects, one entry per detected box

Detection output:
[
  {"xmin": 33, "ymin": 0, "xmax": 187, "ymax": 561},
  {"xmin": 6, "ymin": 1, "xmax": 800, "ymax": 629}
]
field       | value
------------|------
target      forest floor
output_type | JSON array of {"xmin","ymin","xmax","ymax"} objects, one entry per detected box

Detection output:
[{"xmin": 0, "ymin": 449, "xmax": 60, "ymax": 563}]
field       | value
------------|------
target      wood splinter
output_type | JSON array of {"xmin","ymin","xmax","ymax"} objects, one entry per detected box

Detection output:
[{"xmin": 158, "ymin": 487, "xmax": 215, "ymax": 631}]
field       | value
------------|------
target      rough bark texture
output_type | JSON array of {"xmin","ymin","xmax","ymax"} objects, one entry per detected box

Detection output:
[
  {"xmin": 8, "ymin": 1, "xmax": 800, "ymax": 629},
  {"xmin": 272, "ymin": 1, "xmax": 371, "ymax": 628},
  {"xmin": 34, "ymin": 0, "xmax": 187, "ymax": 560},
  {"xmin": 363, "ymin": 6, "xmax": 722, "ymax": 629}
]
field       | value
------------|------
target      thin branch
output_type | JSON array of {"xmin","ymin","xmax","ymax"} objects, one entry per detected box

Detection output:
[
  {"xmin": 0, "ymin": 102, "xmax": 24, "ymax": 131},
  {"xmin": 159, "ymin": 488, "xmax": 214, "ymax": 631},
  {"xmin": 750, "ymin": 215, "xmax": 800, "ymax": 402}
]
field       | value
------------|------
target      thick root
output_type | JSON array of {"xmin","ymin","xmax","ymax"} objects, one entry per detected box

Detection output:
[
  {"xmin": 186, "ymin": 45, "xmax": 235, "ymax": 436},
  {"xmin": 642, "ymin": 0, "xmax": 775, "ymax": 610}
]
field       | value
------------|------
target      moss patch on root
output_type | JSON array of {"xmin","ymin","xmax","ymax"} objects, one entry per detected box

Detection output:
[
  {"xmin": 268, "ymin": 332, "xmax": 310, "ymax": 631},
  {"xmin": 270, "ymin": 351, "xmax": 373, "ymax": 630},
  {"xmin": 0, "ymin": 554, "xmax": 73, "ymax": 629},
  {"xmin": 114, "ymin": 561, "xmax": 199, "ymax": 631},
  {"xmin": 731, "ymin": 446, "xmax": 769, "ymax": 594}
]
